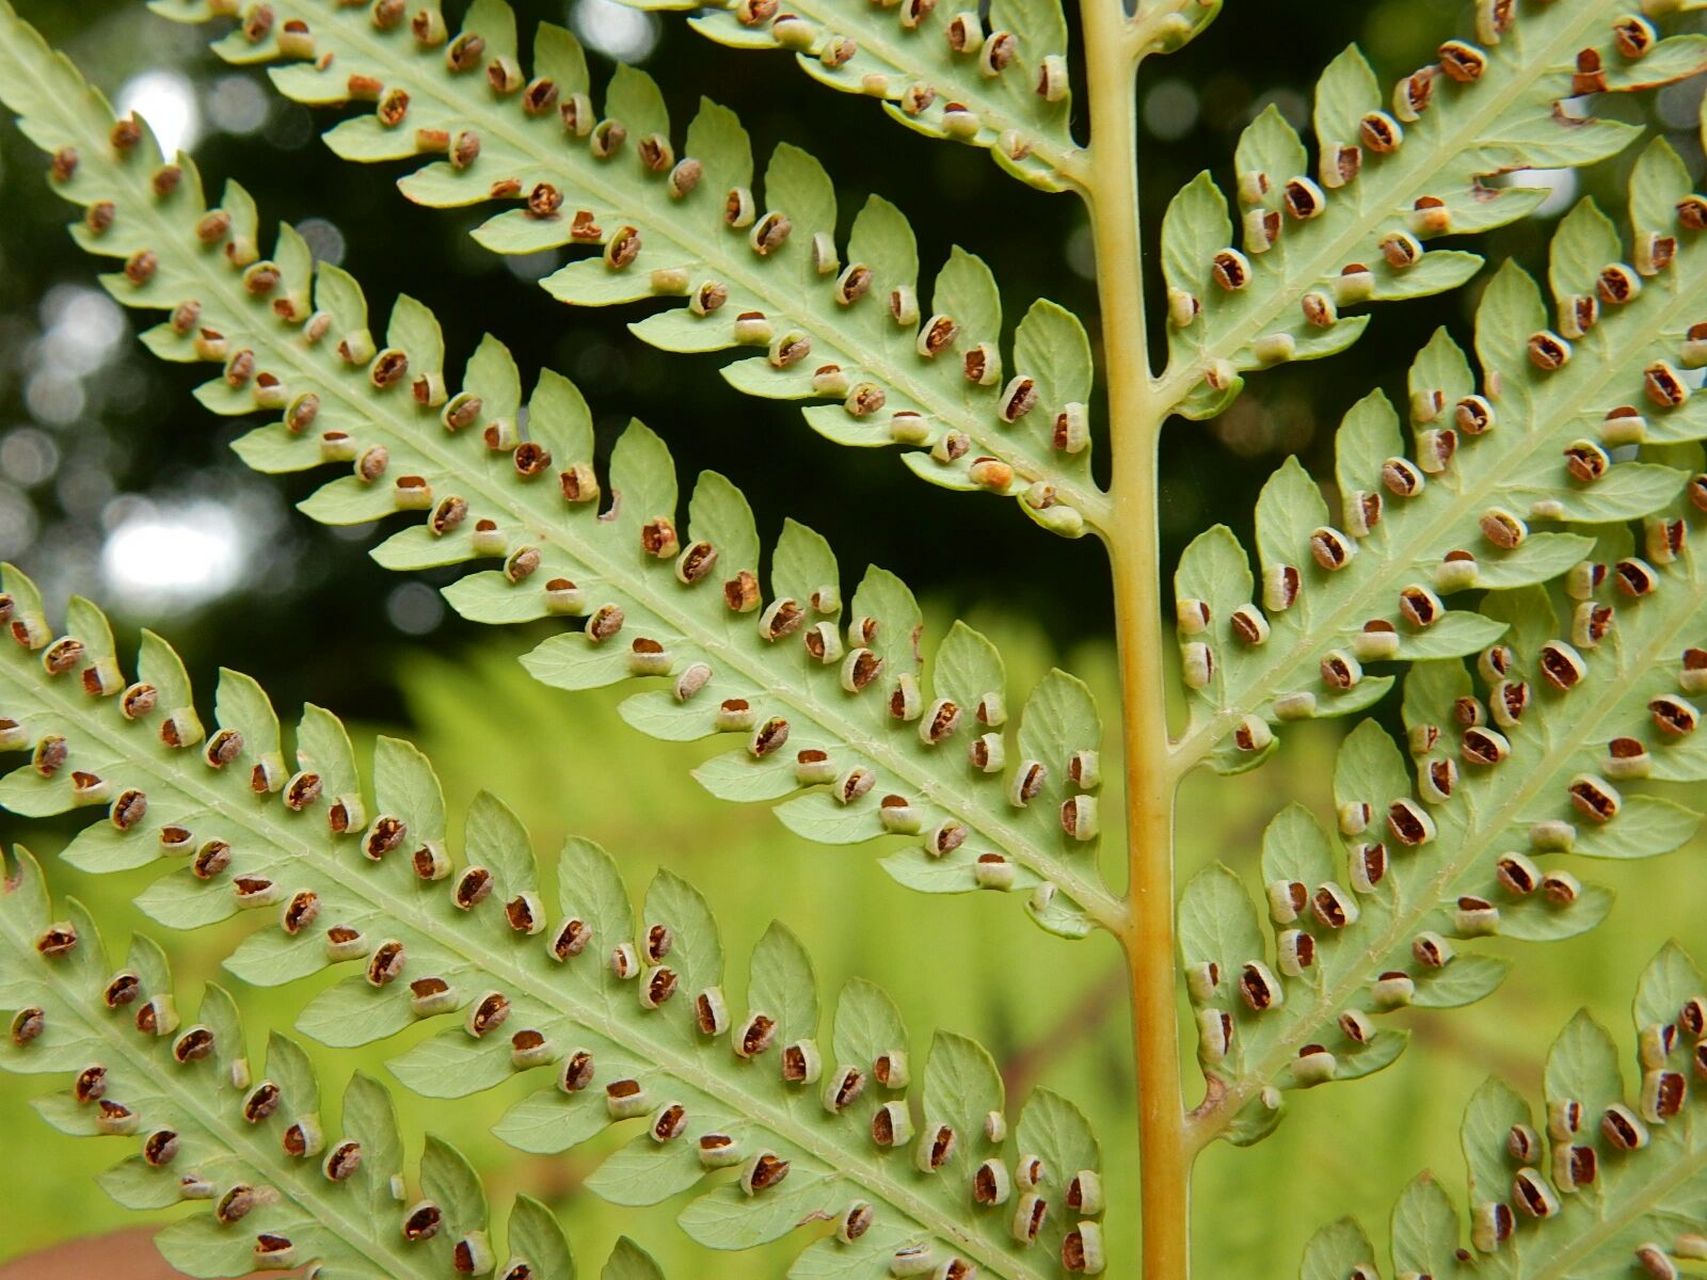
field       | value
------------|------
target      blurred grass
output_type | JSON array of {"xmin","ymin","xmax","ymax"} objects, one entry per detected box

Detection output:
[{"xmin": 2, "ymin": 614, "xmax": 1704, "ymax": 1275}]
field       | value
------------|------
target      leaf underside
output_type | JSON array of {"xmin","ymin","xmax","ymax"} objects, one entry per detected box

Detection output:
[
  {"xmin": 1158, "ymin": 3, "xmax": 1707, "ymax": 420},
  {"xmin": 629, "ymin": 0, "xmax": 1085, "ymax": 193},
  {"xmin": 1166, "ymin": 51, "xmax": 1707, "ymax": 1145},
  {"xmin": 4, "ymin": 1, "xmax": 1707, "ymax": 1274},
  {"xmin": 1181, "ymin": 477, "xmax": 1707, "ymax": 1144},
  {"xmin": 149, "ymin": 0, "xmax": 1107, "ymax": 535},
  {"xmin": 1176, "ymin": 133, "xmax": 1707, "ymax": 772},
  {"xmin": 0, "ymin": 566, "xmax": 1106, "ymax": 1280},
  {"xmin": 0, "ymin": 0, "xmax": 1122, "ymax": 938},
  {"xmin": 0, "ymin": 845, "xmax": 658, "ymax": 1280},
  {"xmin": 1300, "ymin": 942, "xmax": 1707, "ymax": 1280}
]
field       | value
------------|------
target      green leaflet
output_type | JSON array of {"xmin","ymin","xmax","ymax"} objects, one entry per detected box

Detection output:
[
  {"xmin": 1300, "ymin": 943, "xmax": 1707, "ymax": 1279},
  {"xmin": 144, "ymin": 0, "xmax": 1109, "ymax": 535},
  {"xmin": 1298, "ymin": 1219, "xmax": 1376, "ymax": 1280},
  {"xmin": 0, "ymin": 578, "xmax": 1103, "ymax": 1280},
  {"xmin": 1389, "ymin": 1174, "xmax": 1463, "ymax": 1276},
  {"xmin": 1158, "ymin": 10, "xmax": 1707, "ymax": 417},
  {"xmin": 0, "ymin": 25, "xmax": 1119, "ymax": 936},
  {"xmin": 0, "ymin": 847, "xmax": 636, "ymax": 1280},
  {"xmin": 1182, "ymin": 488, "xmax": 1707, "ymax": 1143},
  {"xmin": 603, "ymin": 1236, "xmax": 666, "ymax": 1280},
  {"xmin": 638, "ymin": 0, "xmax": 1084, "ymax": 193},
  {"xmin": 1174, "ymin": 142, "xmax": 1707, "ymax": 769}
]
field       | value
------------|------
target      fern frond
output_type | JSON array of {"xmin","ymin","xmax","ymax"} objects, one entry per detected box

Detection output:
[
  {"xmin": 138, "ymin": 0, "xmax": 1107, "ymax": 536},
  {"xmin": 0, "ymin": 845, "xmax": 636, "ymax": 1280},
  {"xmin": 1175, "ymin": 140, "xmax": 1707, "ymax": 772},
  {"xmin": 0, "ymin": 576, "xmax": 1107, "ymax": 1279},
  {"xmin": 1298, "ymin": 941, "xmax": 1707, "ymax": 1279},
  {"xmin": 625, "ymin": 0, "xmax": 1227, "ymax": 193},
  {"xmin": 629, "ymin": 0, "xmax": 1089, "ymax": 192},
  {"xmin": 0, "ymin": 4, "xmax": 1122, "ymax": 938},
  {"xmin": 1180, "ymin": 476, "xmax": 1707, "ymax": 1145},
  {"xmin": 1157, "ymin": 4, "xmax": 1707, "ymax": 420}
]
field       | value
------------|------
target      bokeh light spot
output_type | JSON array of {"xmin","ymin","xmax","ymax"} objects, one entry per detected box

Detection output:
[
  {"xmin": 207, "ymin": 73, "xmax": 270, "ymax": 135},
  {"xmin": 1506, "ymin": 167, "xmax": 1578, "ymax": 218},
  {"xmin": 100, "ymin": 498, "xmax": 246, "ymax": 608},
  {"xmin": 570, "ymin": 0, "xmax": 659, "ymax": 62},
  {"xmin": 1142, "ymin": 79, "xmax": 1199, "ymax": 141},
  {"xmin": 1, "ymin": 428, "xmax": 61, "ymax": 488},
  {"xmin": 386, "ymin": 581, "xmax": 445, "ymax": 634},
  {"xmin": 297, "ymin": 217, "xmax": 348, "ymax": 267},
  {"xmin": 116, "ymin": 69, "xmax": 201, "ymax": 157}
]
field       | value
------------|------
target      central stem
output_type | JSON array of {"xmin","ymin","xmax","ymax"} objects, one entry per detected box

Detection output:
[{"xmin": 1078, "ymin": 2, "xmax": 1192, "ymax": 1277}]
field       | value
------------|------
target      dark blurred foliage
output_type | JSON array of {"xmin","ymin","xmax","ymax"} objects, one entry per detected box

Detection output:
[{"xmin": 1, "ymin": 0, "xmax": 1702, "ymax": 726}]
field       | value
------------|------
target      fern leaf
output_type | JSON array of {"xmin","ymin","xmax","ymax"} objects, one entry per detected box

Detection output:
[
  {"xmin": 1157, "ymin": 5, "xmax": 1707, "ymax": 419},
  {"xmin": 1180, "ymin": 476, "xmax": 1707, "ymax": 1145},
  {"xmin": 1299, "ymin": 941, "xmax": 1707, "ymax": 1279},
  {"xmin": 0, "ymin": 846, "xmax": 640, "ymax": 1280},
  {"xmin": 0, "ymin": 9, "xmax": 1122, "ymax": 938},
  {"xmin": 626, "ymin": 0, "xmax": 1086, "ymax": 192},
  {"xmin": 0, "ymin": 578, "xmax": 1107, "ymax": 1279},
  {"xmin": 1175, "ymin": 140, "xmax": 1707, "ymax": 772},
  {"xmin": 137, "ymin": 0, "xmax": 1107, "ymax": 535}
]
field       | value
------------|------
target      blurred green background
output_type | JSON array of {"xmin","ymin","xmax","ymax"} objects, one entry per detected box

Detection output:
[{"xmin": 2, "ymin": 0, "xmax": 1706, "ymax": 1275}]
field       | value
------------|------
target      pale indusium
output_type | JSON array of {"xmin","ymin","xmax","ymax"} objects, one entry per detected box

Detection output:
[{"xmin": 3, "ymin": 0, "xmax": 1707, "ymax": 1277}]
